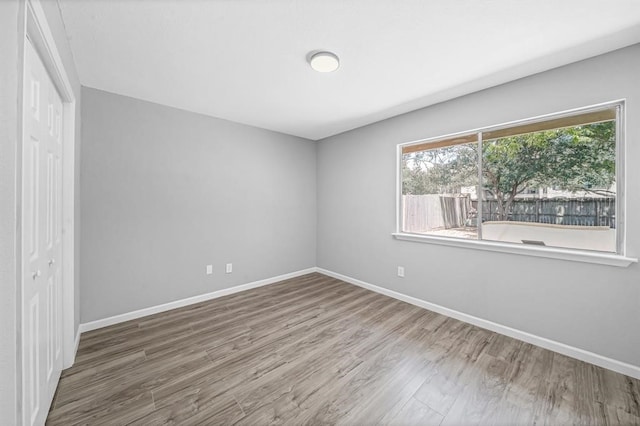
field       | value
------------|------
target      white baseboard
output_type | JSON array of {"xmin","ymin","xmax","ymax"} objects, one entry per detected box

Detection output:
[
  {"xmin": 316, "ymin": 268, "xmax": 640, "ymax": 380},
  {"xmin": 79, "ymin": 267, "xmax": 317, "ymax": 334}
]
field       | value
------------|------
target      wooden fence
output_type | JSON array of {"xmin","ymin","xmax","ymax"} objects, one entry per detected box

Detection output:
[
  {"xmin": 477, "ymin": 197, "xmax": 616, "ymax": 228},
  {"xmin": 403, "ymin": 195, "xmax": 616, "ymax": 232},
  {"xmin": 403, "ymin": 194, "xmax": 472, "ymax": 232}
]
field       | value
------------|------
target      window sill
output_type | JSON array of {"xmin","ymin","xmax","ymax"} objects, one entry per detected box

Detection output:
[{"xmin": 391, "ymin": 232, "xmax": 637, "ymax": 267}]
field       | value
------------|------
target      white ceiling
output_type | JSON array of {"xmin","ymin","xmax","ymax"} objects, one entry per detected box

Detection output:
[{"xmin": 58, "ymin": 0, "xmax": 640, "ymax": 140}]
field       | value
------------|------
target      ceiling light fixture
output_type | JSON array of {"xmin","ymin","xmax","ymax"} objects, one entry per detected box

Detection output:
[{"xmin": 309, "ymin": 51, "xmax": 340, "ymax": 73}]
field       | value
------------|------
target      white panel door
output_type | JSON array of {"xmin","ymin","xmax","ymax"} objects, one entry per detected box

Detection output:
[{"xmin": 22, "ymin": 37, "xmax": 64, "ymax": 426}]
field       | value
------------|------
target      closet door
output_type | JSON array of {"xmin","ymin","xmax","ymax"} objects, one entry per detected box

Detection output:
[{"xmin": 22, "ymin": 37, "xmax": 64, "ymax": 426}]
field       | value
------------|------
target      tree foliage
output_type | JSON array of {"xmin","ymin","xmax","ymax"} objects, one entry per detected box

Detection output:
[
  {"xmin": 402, "ymin": 121, "xmax": 616, "ymax": 221},
  {"xmin": 402, "ymin": 144, "xmax": 477, "ymax": 195}
]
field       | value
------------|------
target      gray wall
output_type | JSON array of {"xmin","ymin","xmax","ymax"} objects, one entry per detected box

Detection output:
[
  {"xmin": 80, "ymin": 88, "xmax": 316, "ymax": 322},
  {"xmin": 0, "ymin": 1, "xmax": 82, "ymax": 423},
  {"xmin": 317, "ymin": 44, "xmax": 640, "ymax": 368}
]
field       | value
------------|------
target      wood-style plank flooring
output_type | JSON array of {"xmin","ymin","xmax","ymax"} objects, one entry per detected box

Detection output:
[{"xmin": 47, "ymin": 273, "xmax": 640, "ymax": 425}]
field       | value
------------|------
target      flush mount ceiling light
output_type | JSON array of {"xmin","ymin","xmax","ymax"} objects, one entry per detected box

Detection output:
[{"xmin": 309, "ymin": 51, "xmax": 340, "ymax": 72}]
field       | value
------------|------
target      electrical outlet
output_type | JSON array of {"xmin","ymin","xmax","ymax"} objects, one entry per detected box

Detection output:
[
  {"xmin": 206, "ymin": 264, "xmax": 213, "ymax": 275},
  {"xmin": 397, "ymin": 266, "xmax": 405, "ymax": 278},
  {"xmin": 225, "ymin": 263, "xmax": 233, "ymax": 274}
]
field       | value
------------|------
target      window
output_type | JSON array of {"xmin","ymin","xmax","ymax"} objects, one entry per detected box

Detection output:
[{"xmin": 399, "ymin": 102, "xmax": 623, "ymax": 255}]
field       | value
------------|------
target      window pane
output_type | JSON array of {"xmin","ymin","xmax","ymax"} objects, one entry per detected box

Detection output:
[
  {"xmin": 402, "ymin": 139, "xmax": 479, "ymax": 239},
  {"xmin": 480, "ymin": 119, "xmax": 616, "ymax": 252}
]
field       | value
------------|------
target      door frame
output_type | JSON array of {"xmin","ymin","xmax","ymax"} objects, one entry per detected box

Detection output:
[{"xmin": 20, "ymin": 0, "xmax": 76, "ymax": 406}]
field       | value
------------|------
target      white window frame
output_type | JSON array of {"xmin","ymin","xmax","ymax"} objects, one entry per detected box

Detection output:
[{"xmin": 393, "ymin": 100, "xmax": 637, "ymax": 267}]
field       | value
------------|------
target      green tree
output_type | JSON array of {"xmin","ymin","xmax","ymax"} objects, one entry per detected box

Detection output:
[
  {"xmin": 483, "ymin": 121, "xmax": 615, "ymax": 220},
  {"xmin": 402, "ymin": 144, "xmax": 477, "ymax": 195}
]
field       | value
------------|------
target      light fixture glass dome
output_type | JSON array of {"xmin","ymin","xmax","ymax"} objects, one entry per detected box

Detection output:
[{"xmin": 309, "ymin": 51, "xmax": 340, "ymax": 73}]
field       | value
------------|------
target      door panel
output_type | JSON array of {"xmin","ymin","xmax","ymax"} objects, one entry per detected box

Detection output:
[
  {"xmin": 27, "ymin": 138, "xmax": 40, "ymax": 259},
  {"xmin": 28, "ymin": 295, "xmax": 40, "ymax": 425},
  {"xmin": 47, "ymin": 275, "xmax": 53, "ymax": 380}
]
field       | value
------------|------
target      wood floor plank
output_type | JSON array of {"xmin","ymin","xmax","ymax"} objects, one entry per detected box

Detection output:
[
  {"xmin": 149, "ymin": 289, "xmax": 384, "ymax": 406},
  {"xmin": 53, "ymin": 350, "xmax": 148, "ymax": 408},
  {"xmin": 600, "ymin": 369, "xmax": 640, "ymax": 418},
  {"xmin": 53, "ymin": 349, "xmax": 212, "ymax": 414},
  {"xmin": 380, "ymin": 396, "xmax": 444, "ymax": 426},
  {"xmin": 46, "ymin": 387, "xmax": 154, "ymax": 426},
  {"xmin": 297, "ymin": 316, "xmax": 437, "ymax": 424},
  {"xmin": 128, "ymin": 392, "xmax": 244, "ymax": 426},
  {"xmin": 440, "ymin": 354, "xmax": 514, "ymax": 425},
  {"xmin": 47, "ymin": 272, "xmax": 640, "ymax": 425},
  {"xmin": 335, "ymin": 357, "xmax": 433, "ymax": 426},
  {"xmin": 413, "ymin": 365, "xmax": 463, "ymax": 416},
  {"xmin": 376, "ymin": 359, "xmax": 442, "ymax": 424}
]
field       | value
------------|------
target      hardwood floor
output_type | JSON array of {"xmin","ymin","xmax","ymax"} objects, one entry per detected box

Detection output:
[{"xmin": 47, "ymin": 273, "xmax": 640, "ymax": 425}]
